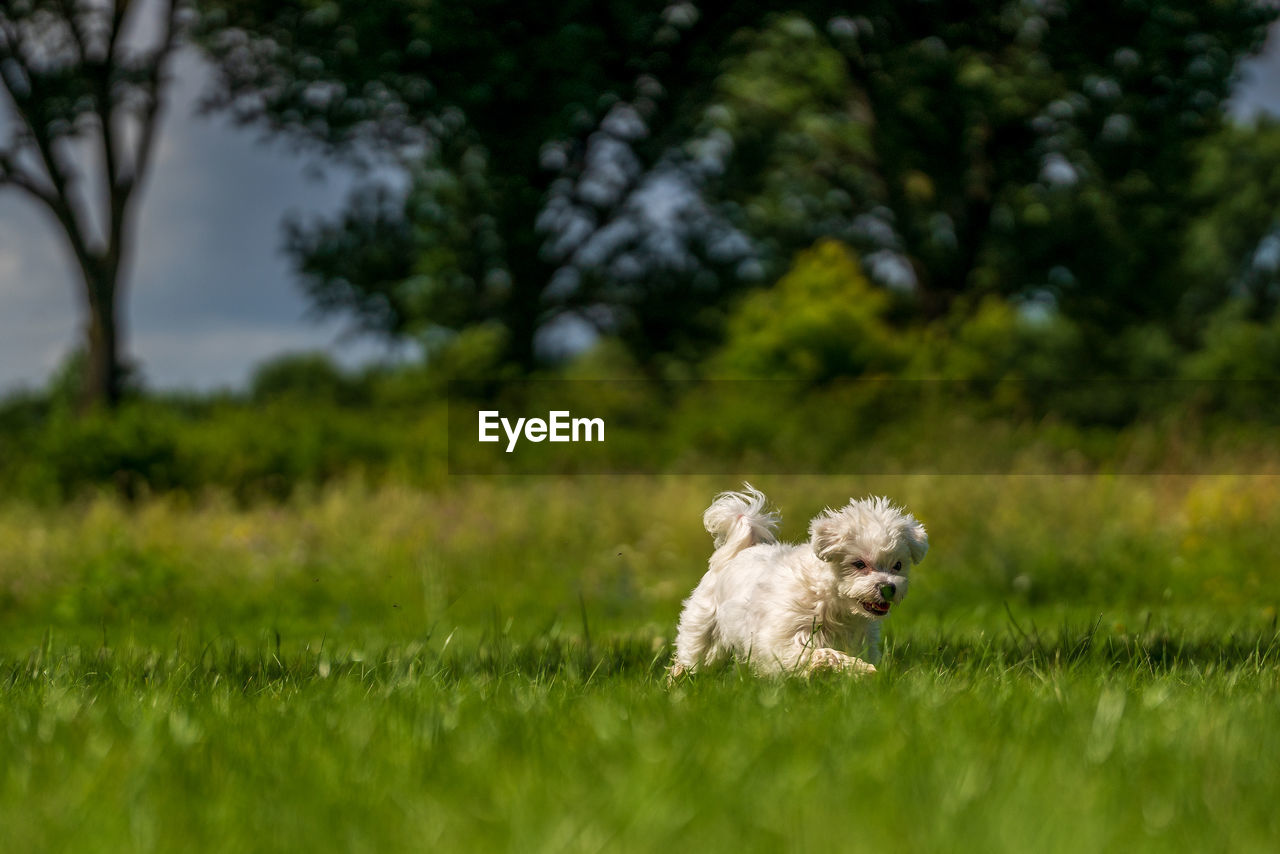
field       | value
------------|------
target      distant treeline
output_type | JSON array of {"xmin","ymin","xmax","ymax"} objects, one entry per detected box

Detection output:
[{"xmin": 4, "ymin": 259, "xmax": 1280, "ymax": 502}]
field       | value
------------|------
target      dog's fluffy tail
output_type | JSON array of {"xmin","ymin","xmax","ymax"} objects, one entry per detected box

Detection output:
[{"xmin": 703, "ymin": 484, "xmax": 779, "ymax": 567}]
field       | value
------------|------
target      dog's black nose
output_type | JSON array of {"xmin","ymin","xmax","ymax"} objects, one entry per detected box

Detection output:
[{"xmin": 879, "ymin": 582, "xmax": 897, "ymax": 601}]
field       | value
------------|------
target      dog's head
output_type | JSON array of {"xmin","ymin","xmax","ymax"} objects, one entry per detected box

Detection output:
[{"xmin": 808, "ymin": 496, "xmax": 928, "ymax": 620}]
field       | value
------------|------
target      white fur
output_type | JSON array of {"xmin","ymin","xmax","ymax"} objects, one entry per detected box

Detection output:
[{"xmin": 670, "ymin": 485, "xmax": 928, "ymax": 679}]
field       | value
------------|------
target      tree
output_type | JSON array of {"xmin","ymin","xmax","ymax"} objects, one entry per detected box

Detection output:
[
  {"xmin": 839, "ymin": 0, "xmax": 1274, "ymax": 341},
  {"xmin": 1184, "ymin": 120, "xmax": 1280, "ymax": 320},
  {"xmin": 198, "ymin": 0, "xmax": 670, "ymax": 370},
  {"xmin": 197, "ymin": 0, "xmax": 823, "ymax": 373},
  {"xmin": 678, "ymin": 2, "xmax": 1273, "ymax": 343},
  {"xmin": 0, "ymin": 0, "xmax": 185, "ymax": 409},
  {"xmin": 198, "ymin": 1, "xmax": 1275, "ymax": 376}
]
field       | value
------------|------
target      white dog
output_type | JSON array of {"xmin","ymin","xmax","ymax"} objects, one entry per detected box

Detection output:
[{"xmin": 670, "ymin": 485, "xmax": 928, "ymax": 678}]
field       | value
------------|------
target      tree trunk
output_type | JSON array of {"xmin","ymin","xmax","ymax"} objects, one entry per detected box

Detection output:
[{"xmin": 81, "ymin": 271, "xmax": 123, "ymax": 411}]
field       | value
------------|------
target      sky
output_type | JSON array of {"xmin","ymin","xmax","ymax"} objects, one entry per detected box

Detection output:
[{"xmin": 2, "ymin": 32, "xmax": 1280, "ymax": 394}]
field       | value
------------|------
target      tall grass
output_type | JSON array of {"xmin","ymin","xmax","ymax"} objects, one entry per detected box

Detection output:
[{"xmin": 2, "ymin": 475, "xmax": 1277, "ymax": 640}]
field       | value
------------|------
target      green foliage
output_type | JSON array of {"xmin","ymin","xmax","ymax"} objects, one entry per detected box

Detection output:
[
  {"xmin": 704, "ymin": 239, "xmax": 1199, "ymax": 423},
  {"xmin": 6, "ymin": 297, "xmax": 1280, "ymax": 496},
  {"xmin": 711, "ymin": 239, "xmax": 905, "ymax": 381},
  {"xmin": 1180, "ymin": 301, "xmax": 1280, "ymax": 419},
  {"xmin": 699, "ymin": 14, "xmax": 881, "ymax": 253},
  {"xmin": 423, "ymin": 322, "xmax": 519, "ymax": 383},
  {"xmin": 195, "ymin": 0, "xmax": 1276, "ymax": 376},
  {"xmin": 1186, "ymin": 300, "xmax": 1280, "ymax": 380},
  {"xmin": 283, "ymin": 187, "xmax": 422, "ymax": 338},
  {"xmin": 1184, "ymin": 121, "xmax": 1280, "ymax": 316},
  {"xmin": 912, "ymin": 296, "xmax": 1084, "ymax": 383},
  {"xmin": 250, "ymin": 352, "xmax": 365, "ymax": 405},
  {"xmin": 26, "ymin": 406, "xmax": 188, "ymax": 500},
  {"xmin": 0, "ymin": 397, "xmax": 447, "ymax": 503},
  {"xmin": 42, "ymin": 349, "xmax": 146, "ymax": 412},
  {"xmin": 847, "ymin": 0, "xmax": 1275, "ymax": 336}
]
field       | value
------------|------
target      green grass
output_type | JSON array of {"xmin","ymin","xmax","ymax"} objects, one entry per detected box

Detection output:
[
  {"xmin": 2, "ymin": 476, "xmax": 1279, "ymax": 852},
  {"xmin": 4, "ymin": 625, "xmax": 1278, "ymax": 853}
]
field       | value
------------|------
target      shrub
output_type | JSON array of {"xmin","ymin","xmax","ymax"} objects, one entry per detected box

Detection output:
[
  {"xmin": 709, "ymin": 239, "xmax": 910, "ymax": 381},
  {"xmin": 1179, "ymin": 300, "xmax": 1280, "ymax": 420},
  {"xmin": 251, "ymin": 352, "xmax": 366, "ymax": 405}
]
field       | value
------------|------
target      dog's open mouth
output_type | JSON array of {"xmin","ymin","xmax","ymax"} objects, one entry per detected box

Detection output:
[{"xmin": 862, "ymin": 601, "xmax": 891, "ymax": 616}]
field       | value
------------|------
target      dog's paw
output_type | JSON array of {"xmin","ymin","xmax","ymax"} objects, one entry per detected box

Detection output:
[
  {"xmin": 665, "ymin": 662, "xmax": 689, "ymax": 686},
  {"xmin": 806, "ymin": 648, "xmax": 845, "ymax": 671},
  {"xmin": 806, "ymin": 648, "xmax": 877, "ymax": 675}
]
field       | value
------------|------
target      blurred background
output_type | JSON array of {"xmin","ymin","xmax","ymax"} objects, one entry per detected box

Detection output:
[{"xmin": 3, "ymin": 0, "xmax": 1280, "ymax": 492}]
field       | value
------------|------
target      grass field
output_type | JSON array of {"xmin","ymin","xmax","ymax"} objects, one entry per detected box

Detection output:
[{"xmin": 2, "ymin": 476, "xmax": 1278, "ymax": 852}]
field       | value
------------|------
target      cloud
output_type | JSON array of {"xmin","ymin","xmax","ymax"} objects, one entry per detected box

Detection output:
[{"xmin": 131, "ymin": 321, "xmax": 410, "ymax": 390}]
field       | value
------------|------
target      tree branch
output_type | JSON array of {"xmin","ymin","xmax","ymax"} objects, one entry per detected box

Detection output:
[
  {"xmin": 52, "ymin": 0, "xmax": 91, "ymax": 63},
  {"xmin": 0, "ymin": 15, "xmax": 31, "ymax": 98},
  {"xmin": 101, "ymin": 0, "xmax": 180, "ymax": 275},
  {"xmin": 0, "ymin": 146, "xmax": 60, "ymax": 210},
  {"xmin": 0, "ymin": 10, "xmax": 100, "ymax": 275},
  {"xmin": 121, "ymin": 0, "xmax": 180, "ymax": 195}
]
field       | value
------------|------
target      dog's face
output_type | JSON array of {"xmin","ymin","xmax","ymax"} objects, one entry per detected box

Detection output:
[{"xmin": 808, "ymin": 497, "xmax": 928, "ymax": 620}]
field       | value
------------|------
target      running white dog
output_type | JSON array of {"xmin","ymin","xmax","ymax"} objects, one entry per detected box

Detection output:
[{"xmin": 670, "ymin": 485, "xmax": 928, "ymax": 678}]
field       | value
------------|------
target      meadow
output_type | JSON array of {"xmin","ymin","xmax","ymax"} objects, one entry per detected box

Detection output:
[{"xmin": 2, "ymin": 474, "xmax": 1278, "ymax": 852}]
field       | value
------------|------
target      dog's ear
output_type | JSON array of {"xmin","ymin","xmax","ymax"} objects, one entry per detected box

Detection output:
[
  {"xmin": 904, "ymin": 519, "xmax": 929, "ymax": 564},
  {"xmin": 809, "ymin": 510, "xmax": 845, "ymax": 561}
]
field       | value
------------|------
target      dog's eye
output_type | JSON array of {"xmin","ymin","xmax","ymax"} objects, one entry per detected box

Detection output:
[
  {"xmin": 894, "ymin": 561, "xmax": 902, "ymax": 571},
  {"xmin": 852, "ymin": 560, "xmax": 866, "ymax": 569}
]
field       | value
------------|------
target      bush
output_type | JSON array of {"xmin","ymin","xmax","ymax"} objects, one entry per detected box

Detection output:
[
  {"xmin": 251, "ymin": 352, "xmax": 367, "ymax": 405},
  {"xmin": 22, "ymin": 405, "xmax": 189, "ymax": 500},
  {"xmin": 710, "ymin": 239, "xmax": 910, "ymax": 381},
  {"xmin": 1184, "ymin": 300, "xmax": 1280, "ymax": 381},
  {"xmin": 1180, "ymin": 300, "xmax": 1280, "ymax": 420},
  {"xmin": 0, "ymin": 396, "xmax": 448, "ymax": 503}
]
